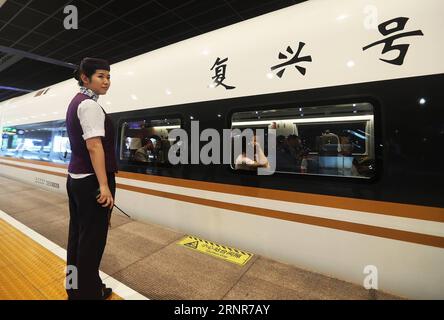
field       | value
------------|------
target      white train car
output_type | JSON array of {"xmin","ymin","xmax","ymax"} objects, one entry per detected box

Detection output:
[{"xmin": 0, "ymin": 0, "xmax": 443, "ymax": 299}]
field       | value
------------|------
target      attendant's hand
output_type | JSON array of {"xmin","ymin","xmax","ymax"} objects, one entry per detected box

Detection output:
[{"xmin": 96, "ymin": 185, "xmax": 114, "ymax": 209}]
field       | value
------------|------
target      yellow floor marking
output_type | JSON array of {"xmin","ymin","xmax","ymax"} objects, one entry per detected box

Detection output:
[
  {"xmin": 177, "ymin": 235, "xmax": 253, "ymax": 266},
  {"xmin": 0, "ymin": 265, "xmax": 46, "ymax": 300},
  {"xmin": 0, "ymin": 218, "xmax": 122, "ymax": 300}
]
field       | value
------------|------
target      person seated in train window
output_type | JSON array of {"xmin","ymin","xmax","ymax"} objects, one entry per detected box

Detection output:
[
  {"xmin": 234, "ymin": 151, "xmax": 257, "ymax": 170},
  {"xmin": 339, "ymin": 135, "xmax": 353, "ymax": 156},
  {"xmin": 234, "ymin": 135, "xmax": 270, "ymax": 170},
  {"xmin": 134, "ymin": 138, "xmax": 154, "ymax": 162},
  {"xmin": 276, "ymin": 135, "xmax": 298, "ymax": 172},
  {"xmin": 285, "ymin": 134, "xmax": 306, "ymax": 171},
  {"xmin": 337, "ymin": 135, "xmax": 360, "ymax": 176},
  {"xmin": 250, "ymin": 133, "xmax": 270, "ymax": 169}
]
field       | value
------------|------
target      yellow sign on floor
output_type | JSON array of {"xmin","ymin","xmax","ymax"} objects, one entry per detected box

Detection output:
[{"xmin": 177, "ymin": 235, "xmax": 253, "ymax": 266}]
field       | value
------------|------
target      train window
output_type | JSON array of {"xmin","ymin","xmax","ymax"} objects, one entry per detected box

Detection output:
[
  {"xmin": 231, "ymin": 102, "xmax": 375, "ymax": 178},
  {"xmin": 119, "ymin": 118, "xmax": 181, "ymax": 165},
  {"xmin": 0, "ymin": 120, "xmax": 71, "ymax": 164}
]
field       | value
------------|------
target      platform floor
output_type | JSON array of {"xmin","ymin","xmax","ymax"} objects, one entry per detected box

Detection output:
[
  {"xmin": 0, "ymin": 217, "xmax": 124, "ymax": 300},
  {"xmin": 0, "ymin": 175, "xmax": 401, "ymax": 300}
]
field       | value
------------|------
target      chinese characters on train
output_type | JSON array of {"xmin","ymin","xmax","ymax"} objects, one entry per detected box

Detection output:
[
  {"xmin": 271, "ymin": 42, "xmax": 312, "ymax": 78},
  {"xmin": 362, "ymin": 17, "xmax": 423, "ymax": 65},
  {"xmin": 210, "ymin": 57, "xmax": 236, "ymax": 89},
  {"xmin": 208, "ymin": 16, "xmax": 423, "ymax": 88}
]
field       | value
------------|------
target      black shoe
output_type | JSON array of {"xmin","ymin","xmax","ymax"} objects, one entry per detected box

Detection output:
[
  {"xmin": 66, "ymin": 289, "xmax": 78, "ymax": 300},
  {"xmin": 101, "ymin": 287, "xmax": 113, "ymax": 300}
]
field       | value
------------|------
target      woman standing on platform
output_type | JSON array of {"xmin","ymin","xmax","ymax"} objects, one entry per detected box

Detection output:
[{"xmin": 65, "ymin": 57, "xmax": 117, "ymax": 300}]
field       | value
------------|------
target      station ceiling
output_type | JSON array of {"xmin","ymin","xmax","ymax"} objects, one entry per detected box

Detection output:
[{"xmin": 0, "ymin": 0, "xmax": 304, "ymax": 103}]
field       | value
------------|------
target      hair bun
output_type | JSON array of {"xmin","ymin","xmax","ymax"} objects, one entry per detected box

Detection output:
[{"xmin": 73, "ymin": 68, "xmax": 80, "ymax": 80}]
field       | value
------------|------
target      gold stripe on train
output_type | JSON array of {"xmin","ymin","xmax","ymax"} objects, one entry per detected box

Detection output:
[
  {"xmin": 1, "ymin": 158, "xmax": 444, "ymax": 249},
  {"xmin": 2, "ymin": 156, "xmax": 443, "ymax": 222}
]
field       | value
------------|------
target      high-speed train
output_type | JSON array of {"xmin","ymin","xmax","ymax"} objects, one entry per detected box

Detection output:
[{"xmin": 0, "ymin": 0, "xmax": 443, "ymax": 299}]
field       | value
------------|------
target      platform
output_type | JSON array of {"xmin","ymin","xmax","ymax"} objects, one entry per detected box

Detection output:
[{"xmin": 0, "ymin": 175, "xmax": 400, "ymax": 300}]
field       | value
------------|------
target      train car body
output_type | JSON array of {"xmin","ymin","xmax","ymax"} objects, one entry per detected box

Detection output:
[{"xmin": 0, "ymin": 0, "xmax": 443, "ymax": 299}]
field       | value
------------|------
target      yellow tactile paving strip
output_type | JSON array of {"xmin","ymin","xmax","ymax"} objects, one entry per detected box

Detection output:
[{"xmin": 0, "ymin": 218, "xmax": 121, "ymax": 300}]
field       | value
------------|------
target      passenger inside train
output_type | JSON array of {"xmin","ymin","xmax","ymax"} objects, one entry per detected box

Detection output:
[
  {"xmin": 119, "ymin": 118, "xmax": 179, "ymax": 166},
  {"xmin": 134, "ymin": 138, "xmax": 154, "ymax": 162},
  {"xmin": 231, "ymin": 102, "xmax": 375, "ymax": 178},
  {"xmin": 234, "ymin": 135, "xmax": 270, "ymax": 171},
  {"xmin": 275, "ymin": 134, "xmax": 308, "ymax": 173}
]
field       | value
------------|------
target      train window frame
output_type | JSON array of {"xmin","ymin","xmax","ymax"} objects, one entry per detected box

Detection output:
[
  {"xmin": 0, "ymin": 120, "xmax": 71, "ymax": 165},
  {"xmin": 117, "ymin": 114, "xmax": 183, "ymax": 167},
  {"xmin": 229, "ymin": 101, "xmax": 377, "ymax": 180}
]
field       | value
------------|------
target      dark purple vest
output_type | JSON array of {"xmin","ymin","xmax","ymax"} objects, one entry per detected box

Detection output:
[{"xmin": 66, "ymin": 93, "xmax": 118, "ymax": 174}]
